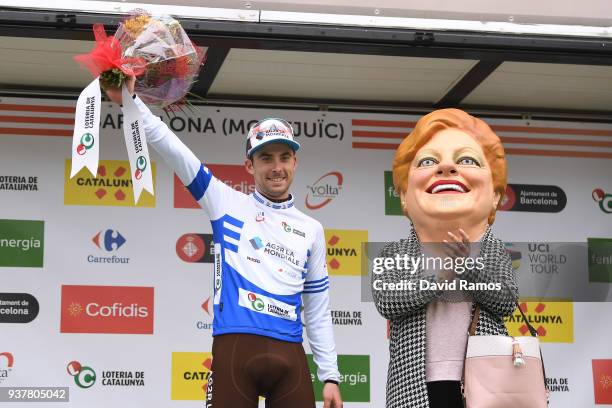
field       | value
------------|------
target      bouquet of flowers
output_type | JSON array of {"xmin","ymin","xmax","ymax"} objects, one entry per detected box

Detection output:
[{"xmin": 74, "ymin": 10, "xmax": 205, "ymax": 108}]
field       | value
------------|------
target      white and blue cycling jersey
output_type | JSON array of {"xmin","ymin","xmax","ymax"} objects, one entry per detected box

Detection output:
[{"xmin": 130, "ymin": 96, "xmax": 340, "ymax": 382}]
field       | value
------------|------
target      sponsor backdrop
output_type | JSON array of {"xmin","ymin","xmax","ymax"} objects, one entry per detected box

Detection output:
[{"xmin": 1, "ymin": 96, "xmax": 611, "ymax": 407}]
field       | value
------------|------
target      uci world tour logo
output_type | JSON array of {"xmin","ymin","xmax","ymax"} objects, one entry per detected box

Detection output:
[
  {"xmin": 135, "ymin": 156, "xmax": 147, "ymax": 180},
  {"xmin": 593, "ymin": 188, "xmax": 612, "ymax": 214},
  {"xmin": 67, "ymin": 361, "xmax": 96, "ymax": 389},
  {"xmin": 76, "ymin": 133, "xmax": 95, "ymax": 156},
  {"xmin": 247, "ymin": 293, "xmax": 264, "ymax": 311}
]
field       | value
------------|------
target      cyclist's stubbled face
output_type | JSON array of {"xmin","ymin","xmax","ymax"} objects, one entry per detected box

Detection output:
[{"xmin": 245, "ymin": 143, "xmax": 297, "ymax": 200}]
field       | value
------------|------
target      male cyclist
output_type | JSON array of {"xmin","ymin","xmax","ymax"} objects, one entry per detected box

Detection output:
[{"xmin": 105, "ymin": 76, "xmax": 342, "ymax": 408}]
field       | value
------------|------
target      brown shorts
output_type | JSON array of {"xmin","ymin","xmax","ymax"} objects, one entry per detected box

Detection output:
[{"xmin": 205, "ymin": 333, "xmax": 316, "ymax": 408}]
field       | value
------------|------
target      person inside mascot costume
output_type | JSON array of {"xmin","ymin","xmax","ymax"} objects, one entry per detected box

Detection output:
[{"xmin": 372, "ymin": 108, "xmax": 519, "ymax": 408}]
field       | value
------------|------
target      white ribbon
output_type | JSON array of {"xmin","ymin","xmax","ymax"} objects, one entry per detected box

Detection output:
[
  {"xmin": 70, "ymin": 77, "xmax": 101, "ymax": 178},
  {"xmin": 121, "ymin": 84, "xmax": 154, "ymax": 204}
]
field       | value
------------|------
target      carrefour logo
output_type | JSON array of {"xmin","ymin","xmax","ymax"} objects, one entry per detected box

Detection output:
[
  {"xmin": 67, "ymin": 361, "xmax": 96, "ymax": 389},
  {"xmin": 89, "ymin": 229, "xmax": 129, "ymax": 264},
  {"xmin": 92, "ymin": 230, "xmax": 126, "ymax": 251}
]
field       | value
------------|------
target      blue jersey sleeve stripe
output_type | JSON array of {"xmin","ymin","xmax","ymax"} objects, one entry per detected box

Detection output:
[
  {"xmin": 186, "ymin": 164, "xmax": 212, "ymax": 201},
  {"xmin": 303, "ymin": 280, "xmax": 329, "ymax": 290},
  {"xmin": 304, "ymin": 276, "xmax": 329, "ymax": 285},
  {"xmin": 303, "ymin": 285, "xmax": 329, "ymax": 294}
]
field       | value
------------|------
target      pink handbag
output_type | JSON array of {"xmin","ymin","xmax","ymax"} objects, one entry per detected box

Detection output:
[{"xmin": 462, "ymin": 305, "xmax": 549, "ymax": 408}]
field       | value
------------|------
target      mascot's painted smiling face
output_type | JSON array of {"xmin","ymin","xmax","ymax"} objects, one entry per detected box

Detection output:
[
  {"xmin": 392, "ymin": 109, "xmax": 507, "ymax": 238},
  {"xmin": 403, "ymin": 128, "xmax": 499, "ymax": 227}
]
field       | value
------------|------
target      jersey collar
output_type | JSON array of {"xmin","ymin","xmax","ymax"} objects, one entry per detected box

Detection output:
[{"xmin": 252, "ymin": 190, "xmax": 295, "ymax": 210}]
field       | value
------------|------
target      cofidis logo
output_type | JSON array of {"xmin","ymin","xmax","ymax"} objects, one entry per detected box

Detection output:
[
  {"xmin": 592, "ymin": 360, "xmax": 612, "ymax": 404},
  {"xmin": 64, "ymin": 160, "xmax": 156, "ymax": 207},
  {"xmin": 60, "ymin": 285, "xmax": 154, "ymax": 334}
]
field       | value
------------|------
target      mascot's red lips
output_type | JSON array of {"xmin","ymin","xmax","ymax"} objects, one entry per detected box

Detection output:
[{"xmin": 426, "ymin": 180, "xmax": 470, "ymax": 194}]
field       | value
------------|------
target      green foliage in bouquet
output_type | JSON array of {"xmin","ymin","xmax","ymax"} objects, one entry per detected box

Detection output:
[{"xmin": 99, "ymin": 68, "xmax": 127, "ymax": 90}]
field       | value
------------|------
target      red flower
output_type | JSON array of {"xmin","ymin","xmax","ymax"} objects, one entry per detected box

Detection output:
[{"xmin": 73, "ymin": 24, "xmax": 146, "ymax": 78}]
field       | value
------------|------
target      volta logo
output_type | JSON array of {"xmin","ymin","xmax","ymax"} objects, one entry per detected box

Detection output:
[
  {"xmin": 60, "ymin": 285, "xmax": 154, "ymax": 334},
  {"xmin": 593, "ymin": 188, "xmax": 612, "ymax": 214},
  {"xmin": 499, "ymin": 184, "xmax": 566, "ymax": 213},
  {"xmin": 174, "ymin": 164, "xmax": 255, "ymax": 209},
  {"xmin": 134, "ymin": 156, "xmax": 147, "ymax": 180},
  {"xmin": 325, "ymin": 229, "xmax": 369, "ymax": 276},
  {"xmin": 171, "ymin": 352, "xmax": 213, "ymax": 400},
  {"xmin": 593, "ymin": 360, "xmax": 612, "ymax": 404},
  {"xmin": 92, "ymin": 230, "xmax": 126, "ymax": 252},
  {"xmin": 504, "ymin": 301, "xmax": 573, "ymax": 343},
  {"xmin": 306, "ymin": 171, "xmax": 343, "ymax": 210},
  {"xmin": 307, "ymin": 354, "xmax": 370, "ymax": 402},
  {"xmin": 76, "ymin": 133, "xmax": 95, "ymax": 156},
  {"xmin": 67, "ymin": 361, "xmax": 96, "ymax": 389},
  {"xmin": 0, "ymin": 219, "xmax": 44, "ymax": 267},
  {"xmin": 176, "ymin": 234, "xmax": 214, "ymax": 263},
  {"xmin": 0, "ymin": 352, "xmax": 14, "ymax": 384},
  {"xmin": 64, "ymin": 159, "xmax": 156, "ymax": 207}
]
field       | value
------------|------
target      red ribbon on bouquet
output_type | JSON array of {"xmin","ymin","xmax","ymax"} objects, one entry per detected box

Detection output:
[{"xmin": 73, "ymin": 24, "xmax": 146, "ymax": 78}]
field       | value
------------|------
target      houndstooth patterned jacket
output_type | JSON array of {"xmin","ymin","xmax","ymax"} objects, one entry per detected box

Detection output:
[{"xmin": 372, "ymin": 226, "xmax": 519, "ymax": 408}]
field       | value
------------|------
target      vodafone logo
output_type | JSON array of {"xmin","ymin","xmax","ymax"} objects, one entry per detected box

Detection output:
[
  {"xmin": 61, "ymin": 285, "xmax": 154, "ymax": 334},
  {"xmin": 306, "ymin": 171, "xmax": 343, "ymax": 210}
]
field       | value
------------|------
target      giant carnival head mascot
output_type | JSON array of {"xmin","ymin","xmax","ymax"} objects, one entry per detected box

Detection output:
[
  {"xmin": 374, "ymin": 108, "xmax": 520, "ymax": 408},
  {"xmin": 393, "ymin": 108, "xmax": 507, "ymax": 243}
]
